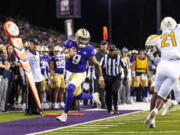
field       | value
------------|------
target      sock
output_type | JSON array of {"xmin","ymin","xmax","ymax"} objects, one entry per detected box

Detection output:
[
  {"xmin": 64, "ymin": 84, "xmax": 76, "ymax": 113},
  {"xmin": 75, "ymin": 92, "xmax": 93, "ymax": 100},
  {"xmin": 131, "ymin": 87, "xmax": 138, "ymax": 96},
  {"xmin": 144, "ymin": 87, "xmax": 149, "ymax": 97}
]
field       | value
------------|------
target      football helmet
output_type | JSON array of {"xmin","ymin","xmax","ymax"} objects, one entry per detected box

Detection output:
[
  {"xmin": 75, "ymin": 28, "xmax": 90, "ymax": 48},
  {"xmin": 160, "ymin": 17, "xmax": 177, "ymax": 30},
  {"xmin": 54, "ymin": 46, "xmax": 62, "ymax": 56},
  {"xmin": 41, "ymin": 46, "xmax": 49, "ymax": 56},
  {"xmin": 145, "ymin": 35, "xmax": 159, "ymax": 54},
  {"xmin": 36, "ymin": 46, "xmax": 43, "ymax": 57}
]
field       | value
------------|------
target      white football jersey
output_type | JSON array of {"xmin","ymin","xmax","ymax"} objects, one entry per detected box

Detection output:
[
  {"xmin": 157, "ymin": 24, "xmax": 180, "ymax": 61},
  {"xmin": 27, "ymin": 50, "xmax": 43, "ymax": 82}
]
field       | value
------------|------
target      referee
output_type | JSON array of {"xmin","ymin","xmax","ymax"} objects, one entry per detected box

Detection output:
[{"xmin": 101, "ymin": 44, "xmax": 127, "ymax": 114}]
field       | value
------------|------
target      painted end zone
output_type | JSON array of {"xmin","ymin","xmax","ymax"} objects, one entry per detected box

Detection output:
[{"xmin": 0, "ymin": 110, "xmax": 141, "ymax": 135}]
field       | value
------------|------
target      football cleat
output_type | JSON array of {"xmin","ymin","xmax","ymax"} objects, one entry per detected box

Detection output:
[
  {"xmin": 144, "ymin": 108, "xmax": 158, "ymax": 128},
  {"xmin": 75, "ymin": 28, "xmax": 90, "ymax": 48},
  {"xmin": 56, "ymin": 113, "xmax": 67, "ymax": 123},
  {"xmin": 160, "ymin": 17, "xmax": 177, "ymax": 30},
  {"xmin": 93, "ymin": 92, "xmax": 101, "ymax": 109},
  {"xmin": 161, "ymin": 101, "xmax": 175, "ymax": 116}
]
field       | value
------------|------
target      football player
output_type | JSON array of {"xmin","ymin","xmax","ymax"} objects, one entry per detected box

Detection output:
[
  {"xmin": 56, "ymin": 28, "xmax": 105, "ymax": 122},
  {"xmin": 130, "ymin": 49, "xmax": 149, "ymax": 103},
  {"xmin": 145, "ymin": 17, "xmax": 180, "ymax": 128},
  {"xmin": 40, "ymin": 46, "xmax": 50, "ymax": 109},
  {"xmin": 50, "ymin": 46, "xmax": 66, "ymax": 109}
]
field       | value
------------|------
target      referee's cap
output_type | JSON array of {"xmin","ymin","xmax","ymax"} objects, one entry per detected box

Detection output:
[{"xmin": 108, "ymin": 44, "xmax": 116, "ymax": 51}]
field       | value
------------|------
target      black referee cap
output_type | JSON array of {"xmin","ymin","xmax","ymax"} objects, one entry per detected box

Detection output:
[{"xmin": 108, "ymin": 44, "xmax": 116, "ymax": 51}]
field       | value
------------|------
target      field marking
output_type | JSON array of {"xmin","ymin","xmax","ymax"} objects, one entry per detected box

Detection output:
[
  {"xmin": 138, "ymin": 120, "xmax": 180, "ymax": 123},
  {"xmin": 81, "ymin": 124, "xmax": 115, "ymax": 127},
  {"xmin": 49, "ymin": 131, "xmax": 180, "ymax": 134},
  {"xmin": 27, "ymin": 110, "xmax": 143, "ymax": 135},
  {"xmin": 73, "ymin": 127, "xmax": 107, "ymax": 129}
]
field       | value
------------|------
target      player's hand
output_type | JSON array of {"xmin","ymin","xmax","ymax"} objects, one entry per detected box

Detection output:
[
  {"xmin": 69, "ymin": 48, "xmax": 77, "ymax": 57},
  {"xmin": 98, "ymin": 79, "xmax": 105, "ymax": 88}
]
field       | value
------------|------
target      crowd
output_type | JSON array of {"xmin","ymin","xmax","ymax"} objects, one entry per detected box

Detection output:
[{"xmin": 0, "ymin": 18, "xmax": 166, "ymax": 115}]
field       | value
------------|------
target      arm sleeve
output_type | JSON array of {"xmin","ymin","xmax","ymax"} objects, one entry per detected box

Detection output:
[{"xmin": 64, "ymin": 39, "xmax": 77, "ymax": 48}]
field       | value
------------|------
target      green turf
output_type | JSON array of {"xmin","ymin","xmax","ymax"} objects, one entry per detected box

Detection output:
[
  {"xmin": 0, "ymin": 110, "xmax": 63, "ymax": 122},
  {"xmin": 40, "ymin": 106, "xmax": 180, "ymax": 135}
]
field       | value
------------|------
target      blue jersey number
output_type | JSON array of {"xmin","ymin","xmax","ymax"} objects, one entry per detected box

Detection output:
[{"xmin": 72, "ymin": 54, "xmax": 81, "ymax": 64}]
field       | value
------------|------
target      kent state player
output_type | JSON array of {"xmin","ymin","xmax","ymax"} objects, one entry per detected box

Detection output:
[
  {"xmin": 145, "ymin": 17, "xmax": 180, "ymax": 128},
  {"xmin": 50, "ymin": 46, "xmax": 66, "ymax": 109},
  {"xmin": 56, "ymin": 28, "xmax": 105, "ymax": 122},
  {"xmin": 40, "ymin": 46, "xmax": 50, "ymax": 109}
]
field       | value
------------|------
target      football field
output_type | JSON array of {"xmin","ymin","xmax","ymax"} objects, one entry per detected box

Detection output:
[
  {"xmin": 1, "ymin": 103, "xmax": 180, "ymax": 135},
  {"xmin": 36, "ymin": 106, "xmax": 180, "ymax": 135}
]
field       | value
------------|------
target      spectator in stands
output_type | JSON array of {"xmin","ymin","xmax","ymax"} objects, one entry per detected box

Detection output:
[
  {"xmin": 120, "ymin": 47, "xmax": 131, "ymax": 104},
  {"xmin": 0, "ymin": 46, "xmax": 10, "ymax": 112}
]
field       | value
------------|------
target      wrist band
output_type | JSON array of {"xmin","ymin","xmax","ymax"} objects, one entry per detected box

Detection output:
[
  {"xmin": 65, "ymin": 54, "xmax": 70, "ymax": 58},
  {"xmin": 132, "ymin": 72, "xmax": 135, "ymax": 77}
]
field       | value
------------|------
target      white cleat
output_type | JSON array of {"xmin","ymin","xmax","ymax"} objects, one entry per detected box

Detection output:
[
  {"xmin": 56, "ymin": 113, "xmax": 67, "ymax": 123},
  {"xmin": 93, "ymin": 92, "xmax": 101, "ymax": 109},
  {"xmin": 43, "ymin": 103, "xmax": 50, "ymax": 109},
  {"xmin": 60, "ymin": 102, "xmax": 65, "ymax": 109},
  {"xmin": 54, "ymin": 103, "xmax": 60, "ymax": 109},
  {"xmin": 144, "ymin": 108, "xmax": 158, "ymax": 128},
  {"xmin": 161, "ymin": 101, "xmax": 174, "ymax": 116},
  {"xmin": 143, "ymin": 97, "xmax": 149, "ymax": 103}
]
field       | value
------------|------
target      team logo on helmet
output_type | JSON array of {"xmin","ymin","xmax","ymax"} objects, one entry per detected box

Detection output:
[
  {"xmin": 160, "ymin": 17, "xmax": 177, "ymax": 30},
  {"xmin": 75, "ymin": 28, "xmax": 90, "ymax": 48}
]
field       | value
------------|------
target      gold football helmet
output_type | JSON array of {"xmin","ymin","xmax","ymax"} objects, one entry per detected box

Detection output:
[{"xmin": 75, "ymin": 28, "xmax": 90, "ymax": 48}]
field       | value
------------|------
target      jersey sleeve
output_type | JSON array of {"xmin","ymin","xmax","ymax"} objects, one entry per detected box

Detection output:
[
  {"xmin": 88, "ymin": 46, "xmax": 95, "ymax": 58},
  {"xmin": 64, "ymin": 39, "xmax": 77, "ymax": 48}
]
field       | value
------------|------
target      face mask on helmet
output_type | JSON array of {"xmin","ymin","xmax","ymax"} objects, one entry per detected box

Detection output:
[
  {"xmin": 54, "ymin": 46, "xmax": 62, "ymax": 57},
  {"xmin": 75, "ymin": 28, "xmax": 90, "ymax": 48},
  {"xmin": 54, "ymin": 51, "xmax": 61, "ymax": 56},
  {"xmin": 43, "ymin": 51, "xmax": 49, "ymax": 56}
]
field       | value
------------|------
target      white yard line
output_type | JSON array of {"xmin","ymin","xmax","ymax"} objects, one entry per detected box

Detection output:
[
  {"xmin": 73, "ymin": 127, "xmax": 108, "ymax": 129},
  {"xmin": 81, "ymin": 124, "xmax": 115, "ymax": 127},
  {"xmin": 27, "ymin": 110, "xmax": 143, "ymax": 135},
  {"xmin": 49, "ymin": 131, "xmax": 180, "ymax": 134}
]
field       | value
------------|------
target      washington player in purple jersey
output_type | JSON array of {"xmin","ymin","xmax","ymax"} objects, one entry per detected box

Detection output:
[
  {"xmin": 56, "ymin": 28, "xmax": 105, "ymax": 122},
  {"xmin": 40, "ymin": 46, "xmax": 51, "ymax": 109},
  {"xmin": 50, "ymin": 46, "xmax": 66, "ymax": 109}
]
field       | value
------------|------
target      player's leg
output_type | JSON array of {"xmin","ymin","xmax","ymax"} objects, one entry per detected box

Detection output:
[
  {"xmin": 145, "ymin": 75, "xmax": 176, "ymax": 128},
  {"xmin": 162, "ymin": 84, "xmax": 180, "ymax": 116},
  {"xmin": 75, "ymin": 87, "xmax": 101, "ymax": 109},
  {"xmin": 141, "ymin": 75, "xmax": 149, "ymax": 102},
  {"xmin": 130, "ymin": 76, "xmax": 140, "ymax": 103},
  {"xmin": 53, "ymin": 73, "xmax": 61, "ymax": 109},
  {"xmin": 58, "ymin": 75, "xmax": 66, "ymax": 108},
  {"xmin": 56, "ymin": 73, "xmax": 85, "ymax": 122}
]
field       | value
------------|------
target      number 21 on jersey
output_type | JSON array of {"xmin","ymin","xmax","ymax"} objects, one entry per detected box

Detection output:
[{"xmin": 160, "ymin": 32, "xmax": 177, "ymax": 47}]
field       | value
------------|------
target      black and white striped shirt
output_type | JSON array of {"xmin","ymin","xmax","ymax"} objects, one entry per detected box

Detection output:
[{"xmin": 100, "ymin": 54, "xmax": 124, "ymax": 77}]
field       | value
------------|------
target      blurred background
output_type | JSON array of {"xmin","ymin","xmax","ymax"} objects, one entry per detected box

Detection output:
[{"xmin": 0, "ymin": 0, "xmax": 179, "ymax": 48}]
